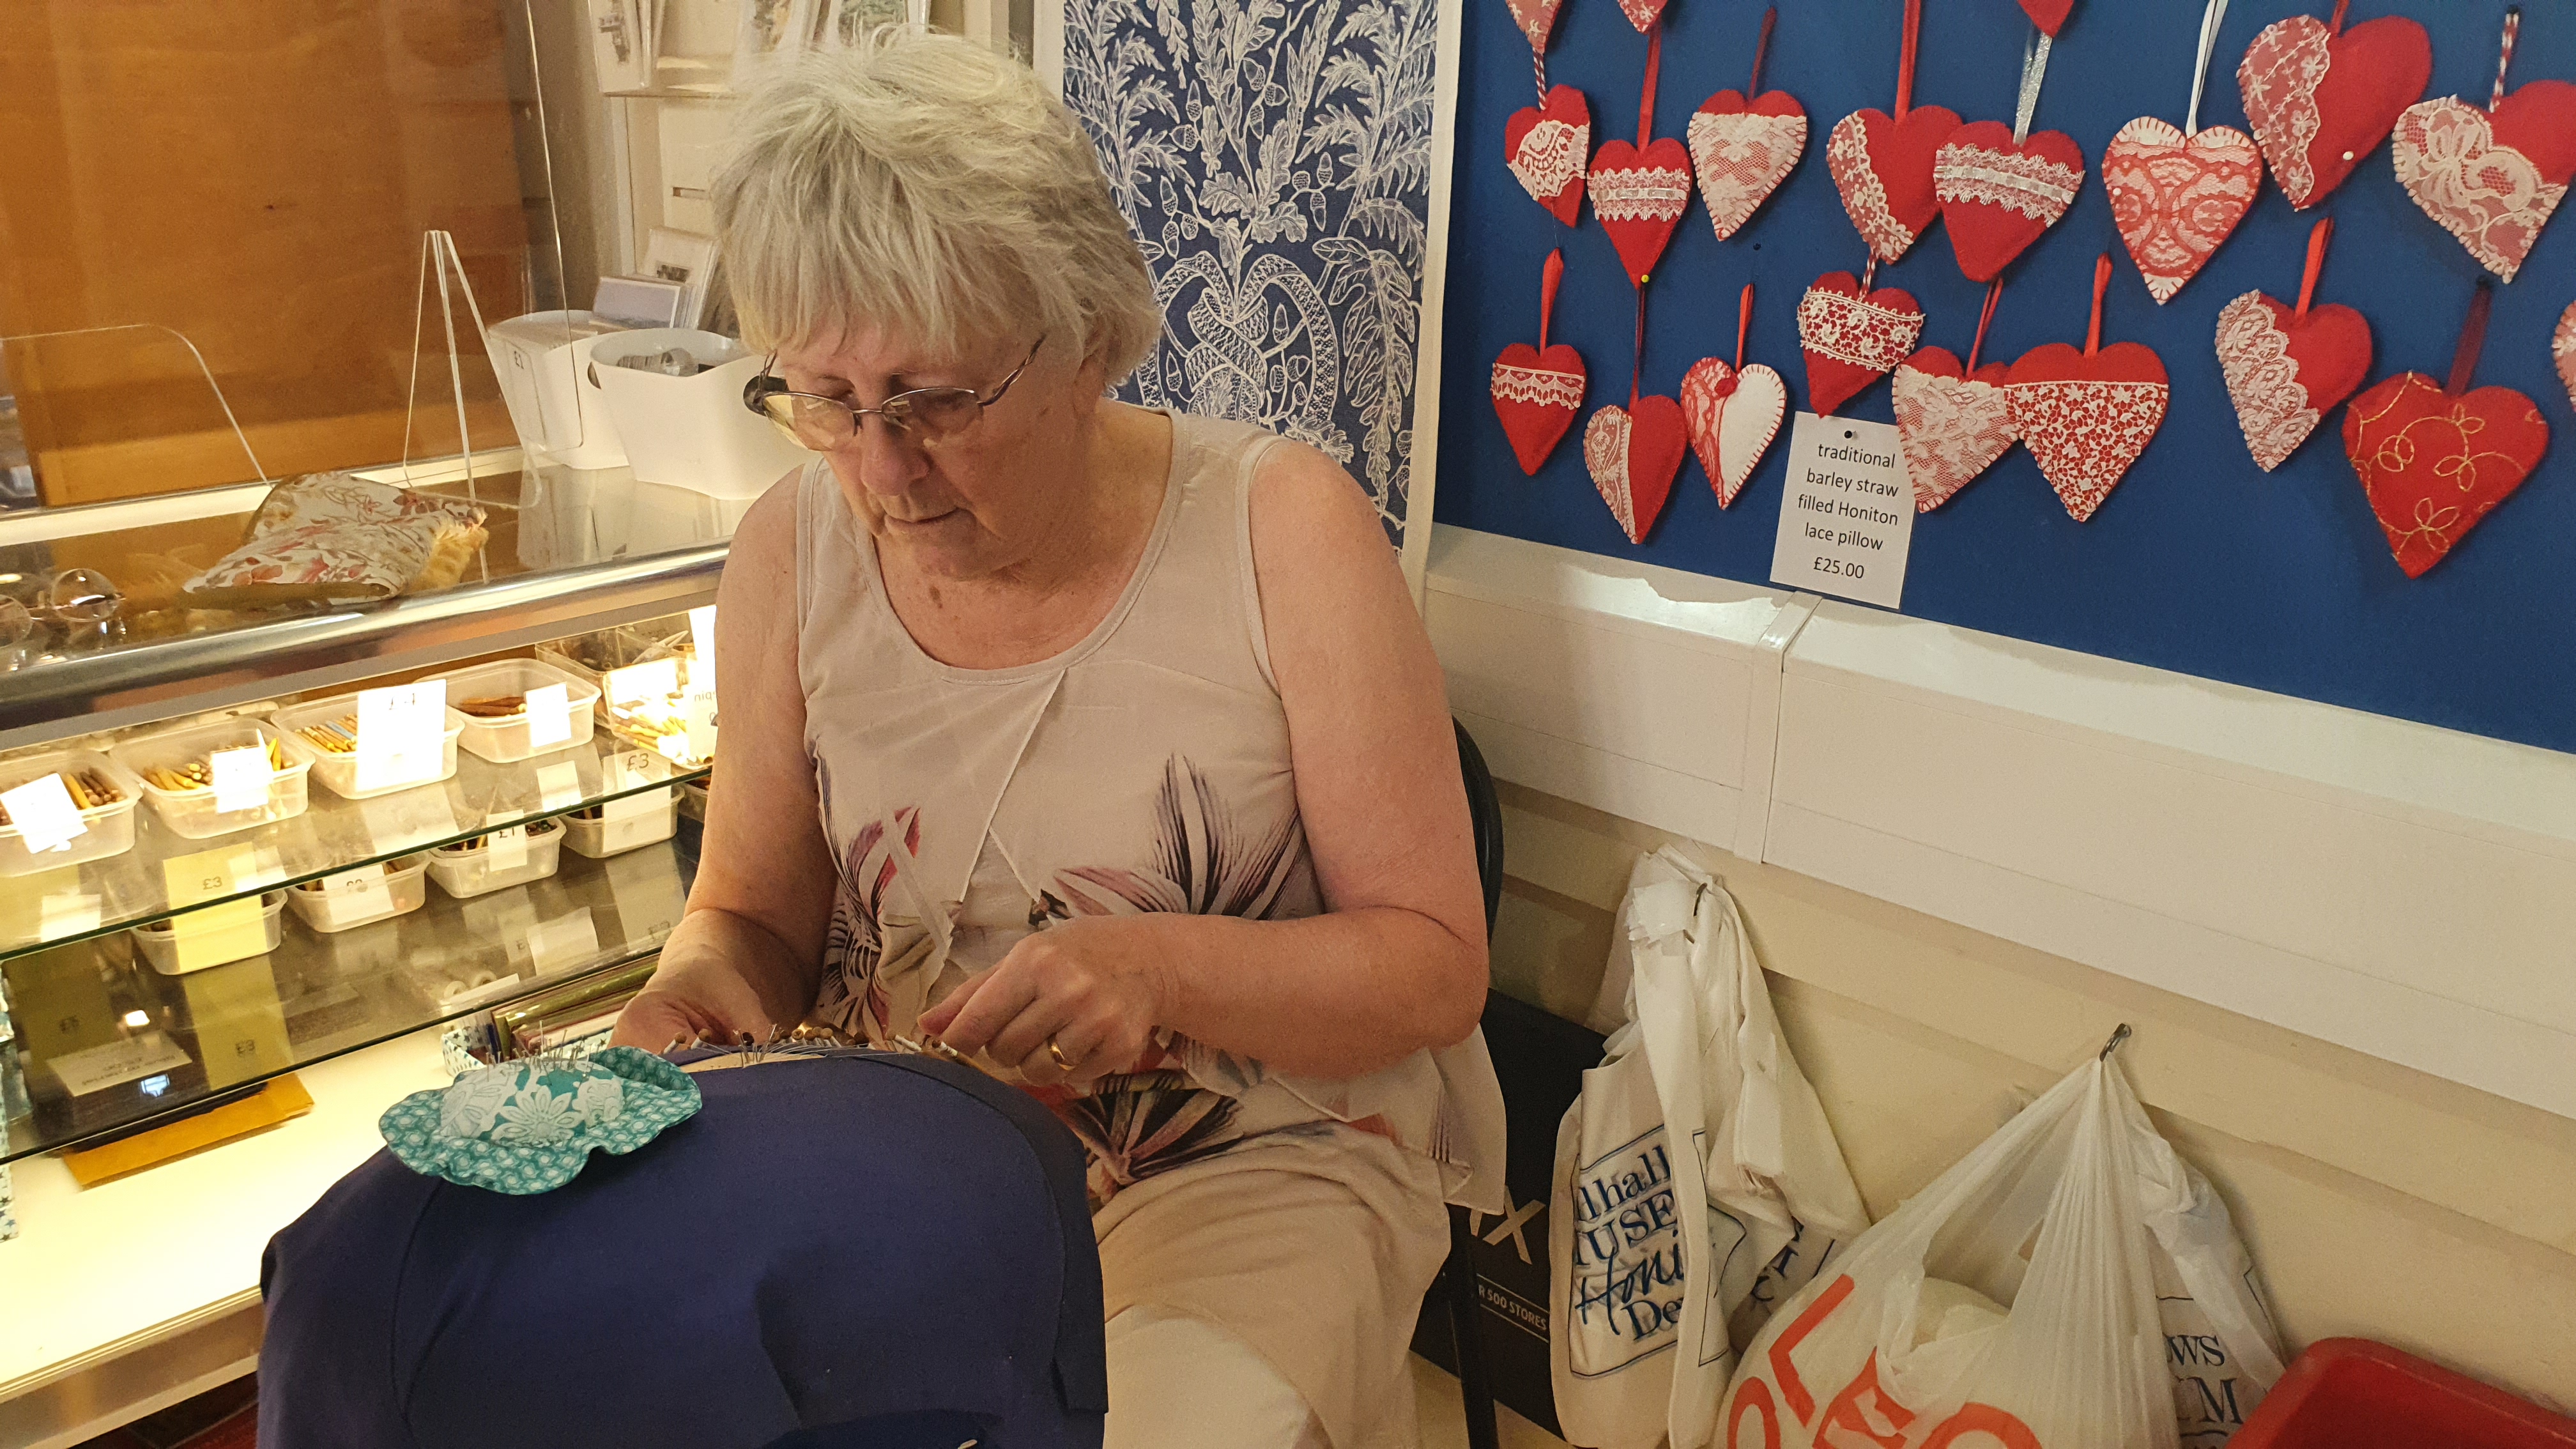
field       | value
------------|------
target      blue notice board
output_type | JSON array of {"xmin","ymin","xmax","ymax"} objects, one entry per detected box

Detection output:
[{"xmin": 1435, "ymin": 0, "xmax": 2576, "ymax": 756}]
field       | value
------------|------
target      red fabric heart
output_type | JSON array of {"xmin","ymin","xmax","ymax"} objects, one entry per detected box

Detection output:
[
  {"xmin": 2391, "ymin": 82, "xmax": 2576, "ymax": 282},
  {"xmin": 1797, "ymin": 272, "xmax": 1924, "ymax": 416},
  {"xmin": 2102, "ymin": 118, "xmax": 2262, "ymax": 303},
  {"xmin": 1825, "ymin": 105, "xmax": 1962, "ymax": 263},
  {"xmin": 1688, "ymin": 91, "xmax": 1807, "ymax": 240},
  {"xmin": 2214, "ymin": 291, "xmax": 2371, "ymax": 472},
  {"xmin": 1503, "ymin": 0, "xmax": 1563, "ymax": 57},
  {"xmin": 1613, "ymin": 0, "xmax": 1662, "ymax": 34},
  {"xmin": 1680, "ymin": 358, "xmax": 1788, "ymax": 507},
  {"xmin": 1492, "ymin": 341, "xmax": 1586, "ymax": 475},
  {"xmin": 1584, "ymin": 397, "xmax": 1687, "ymax": 543},
  {"xmin": 1506, "ymin": 86, "xmax": 1591, "ymax": 227},
  {"xmin": 1590, "ymin": 137, "xmax": 1694, "ymax": 286},
  {"xmin": 2005, "ymin": 342, "xmax": 2169, "ymax": 521},
  {"xmin": 1892, "ymin": 347, "xmax": 2015, "ymax": 512},
  {"xmin": 2016, "ymin": 0, "xmax": 2072, "ymax": 37},
  {"xmin": 2343, "ymin": 374, "xmax": 2547, "ymax": 577},
  {"xmin": 2239, "ymin": 13, "xmax": 2431, "ymax": 210},
  {"xmin": 1935, "ymin": 121, "xmax": 2086, "ymax": 283}
]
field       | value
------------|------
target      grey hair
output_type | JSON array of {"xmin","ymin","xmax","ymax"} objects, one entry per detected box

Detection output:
[{"xmin": 712, "ymin": 31, "xmax": 1160, "ymax": 381}]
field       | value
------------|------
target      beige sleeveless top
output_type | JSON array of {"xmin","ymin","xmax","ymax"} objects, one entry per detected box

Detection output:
[{"xmin": 790, "ymin": 411, "xmax": 1505, "ymax": 1207}]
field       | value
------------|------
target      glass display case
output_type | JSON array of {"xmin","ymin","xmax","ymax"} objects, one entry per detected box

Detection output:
[{"xmin": 0, "ymin": 456, "xmax": 736, "ymax": 1166}]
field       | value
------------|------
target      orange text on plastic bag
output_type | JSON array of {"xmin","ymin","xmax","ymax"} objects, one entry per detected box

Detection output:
[{"xmin": 1726, "ymin": 1273, "xmax": 2045, "ymax": 1449}]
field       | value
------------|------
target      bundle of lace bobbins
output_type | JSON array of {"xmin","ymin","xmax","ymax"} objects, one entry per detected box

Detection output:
[
  {"xmin": 143, "ymin": 735, "xmax": 292, "ymax": 789},
  {"xmin": 0, "ymin": 769, "xmax": 123, "ymax": 824}
]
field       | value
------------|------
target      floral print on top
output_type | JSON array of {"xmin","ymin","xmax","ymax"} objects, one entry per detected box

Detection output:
[{"xmin": 792, "ymin": 415, "xmax": 1503, "ymax": 1218}]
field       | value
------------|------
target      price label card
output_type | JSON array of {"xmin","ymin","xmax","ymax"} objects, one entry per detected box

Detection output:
[
  {"xmin": 535, "ymin": 759, "xmax": 585, "ymax": 811},
  {"xmin": 2, "ymin": 772, "xmax": 86, "ymax": 854},
  {"xmin": 161, "ymin": 849, "xmax": 270, "ymax": 972},
  {"xmin": 1768, "ymin": 413, "xmax": 1915, "ymax": 610},
  {"xmin": 47, "ymin": 1031, "xmax": 191, "ymax": 1097},
  {"xmin": 319, "ymin": 867, "xmax": 393, "ymax": 923},
  {"xmin": 209, "ymin": 744, "xmax": 274, "ymax": 814},
  {"xmin": 355, "ymin": 680, "xmax": 448, "ymax": 793},
  {"xmin": 680, "ymin": 691, "xmax": 716, "ymax": 762},
  {"xmin": 484, "ymin": 820, "xmax": 530, "ymax": 873},
  {"xmin": 40, "ymin": 891, "xmax": 104, "ymax": 942},
  {"xmin": 362, "ymin": 790, "xmax": 460, "ymax": 855},
  {"xmin": 687, "ymin": 604, "xmax": 718, "ymax": 697},
  {"xmin": 526, "ymin": 908, "xmax": 599, "ymax": 974},
  {"xmin": 525, "ymin": 682, "xmax": 574, "ymax": 749},
  {"xmin": 604, "ymin": 657, "xmax": 678, "ymax": 706}
]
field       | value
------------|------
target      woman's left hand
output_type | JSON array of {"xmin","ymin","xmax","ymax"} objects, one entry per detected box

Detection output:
[{"xmin": 917, "ymin": 916, "xmax": 1174, "ymax": 1085}]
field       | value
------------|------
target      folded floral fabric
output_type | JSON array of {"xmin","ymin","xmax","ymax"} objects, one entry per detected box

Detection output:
[{"xmin": 185, "ymin": 472, "xmax": 487, "ymax": 606}]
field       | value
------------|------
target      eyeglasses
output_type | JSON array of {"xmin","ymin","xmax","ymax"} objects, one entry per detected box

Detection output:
[{"xmin": 742, "ymin": 335, "xmax": 1045, "ymax": 450}]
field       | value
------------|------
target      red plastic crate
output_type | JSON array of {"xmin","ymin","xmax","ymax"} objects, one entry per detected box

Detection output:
[{"xmin": 2233, "ymin": 1338, "xmax": 2576, "ymax": 1449}]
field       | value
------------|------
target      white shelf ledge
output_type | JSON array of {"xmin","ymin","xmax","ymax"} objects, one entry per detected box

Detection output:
[{"xmin": 1425, "ymin": 523, "xmax": 2576, "ymax": 1119}]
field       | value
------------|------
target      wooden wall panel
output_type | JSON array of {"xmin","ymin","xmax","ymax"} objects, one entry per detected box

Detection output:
[{"xmin": 0, "ymin": 0, "xmax": 530, "ymax": 503}]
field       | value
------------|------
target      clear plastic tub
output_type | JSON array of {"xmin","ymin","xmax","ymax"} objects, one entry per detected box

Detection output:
[
  {"xmin": 286, "ymin": 854, "xmax": 431, "ymax": 933},
  {"xmin": 0, "ymin": 749, "xmax": 145, "ymax": 877},
  {"xmin": 427, "ymin": 818, "xmax": 564, "ymax": 899},
  {"xmin": 111, "ymin": 720, "xmax": 312, "ymax": 839},
  {"xmin": 440, "ymin": 659, "xmax": 602, "ymax": 763},
  {"xmin": 563, "ymin": 789, "xmax": 678, "ymax": 859},
  {"xmin": 132, "ymin": 890, "xmax": 288, "ymax": 974},
  {"xmin": 272, "ymin": 693, "xmax": 467, "ymax": 800}
]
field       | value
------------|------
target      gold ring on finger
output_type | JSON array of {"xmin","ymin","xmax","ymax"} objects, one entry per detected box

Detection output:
[{"xmin": 1045, "ymin": 1035, "xmax": 1075, "ymax": 1072}]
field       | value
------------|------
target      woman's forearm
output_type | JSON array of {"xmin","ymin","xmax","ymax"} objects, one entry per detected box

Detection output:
[
  {"xmin": 1124, "ymin": 907, "xmax": 1486, "ymax": 1079},
  {"xmin": 617, "ymin": 905, "xmax": 822, "ymax": 1045}
]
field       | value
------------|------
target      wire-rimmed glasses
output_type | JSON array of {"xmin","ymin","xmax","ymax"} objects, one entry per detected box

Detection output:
[{"xmin": 741, "ymin": 335, "xmax": 1045, "ymax": 450}]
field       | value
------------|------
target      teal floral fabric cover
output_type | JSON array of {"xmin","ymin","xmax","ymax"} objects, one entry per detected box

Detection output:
[{"xmin": 379, "ymin": 1046, "xmax": 700, "ymax": 1194}]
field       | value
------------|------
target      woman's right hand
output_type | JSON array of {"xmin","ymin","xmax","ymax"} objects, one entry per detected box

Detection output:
[{"xmin": 608, "ymin": 986, "xmax": 771, "ymax": 1052}]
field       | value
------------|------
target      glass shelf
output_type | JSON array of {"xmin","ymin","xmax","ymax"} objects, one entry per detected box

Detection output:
[
  {"xmin": 1, "ymin": 836, "xmax": 697, "ymax": 1163},
  {"xmin": 0, "ymin": 459, "xmax": 746, "ymax": 751},
  {"xmin": 0, "ymin": 724, "xmax": 709, "ymax": 962}
]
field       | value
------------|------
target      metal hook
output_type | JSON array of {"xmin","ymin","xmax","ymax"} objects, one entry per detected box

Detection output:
[{"xmin": 2099, "ymin": 1022, "xmax": 2133, "ymax": 1061}]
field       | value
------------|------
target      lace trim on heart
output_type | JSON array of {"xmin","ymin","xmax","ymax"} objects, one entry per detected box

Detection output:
[
  {"xmin": 2102, "ymin": 120, "xmax": 2262, "ymax": 302},
  {"xmin": 1583, "ymin": 409, "xmax": 1640, "ymax": 540},
  {"xmin": 1826, "ymin": 113, "xmax": 1914, "ymax": 262},
  {"xmin": 2554, "ymin": 302, "xmax": 2576, "ymax": 399},
  {"xmin": 1510, "ymin": 119, "xmax": 1588, "ymax": 206},
  {"xmin": 1491, "ymin": 362, "xmax": 1586, "ymax": 410},
  {"xmin": 2005, "ymin": 379, "xmax": 2168, "ymax": 522},
  {"xmin": 2391, "ymin": 98, "xmax": 2570, "ymax": 283},
  {"xmin": 1687, "ymin": 111, "xmax": 1807, "ymax": 240},
  {"xmin": 2238, "ymin": 16, "xmax": 2329, "ymax": 205},
  {"xmin": 1892, "ymin": 365, "xmax": 2016, "ymax": 511},
  {"xmin": 1933, "ymin": 144, "xmax": 2083, "ymax": 221},
  {"xmin": 2214, "ymin": 293, "xmax": 2319, "ymax": 472},
  {"xmin": 1797, "ymin": 289, "xmax": 1924, "ymax": 372},
  {"xmin": 1590, "ymin": 165, "xmax": 1692, "ymax": 222}
]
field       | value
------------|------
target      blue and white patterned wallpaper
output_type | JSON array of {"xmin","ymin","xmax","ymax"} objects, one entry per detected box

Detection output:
[{"xmin": 1061, "ymin": 0, "xmax": 1439, "ymax": 547}]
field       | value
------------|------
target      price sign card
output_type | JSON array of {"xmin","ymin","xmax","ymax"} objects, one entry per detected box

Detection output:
[
  {"xmin": 161, "ymin": 848, "xmax": 271, "ymax": 972},
  {"xmin": 535, "ymin": 759, "xmax": 586, "ymax": 811},
  {"xmin": 355, "ymin": 680, "xmax": 448, "ymax": 793},
  {"xmin": 1768, "ymin": 413, "xmax": 1916, "ymax": 610},
  {"xmin": 1, "ymin": 773, "xmax": 86, "ymax": 854},
  {"xmin": 209, "ymin": 743, "xmax": 275, "ymax": 814},
  {"xmin": 484, "ymin": 818, "xmax": 530, "ymax": 873},
  {"xmin": 605, "ymin": 657, "xmax": 679, "ymax": 706},
  {"xmin": 362, "ymin": 790, "xmax": 460, "ymax": 855},
  {"xmin": 318, "ymin": 866, "xmax": 394, "ymax": 923},
  {"xmin": 687, "ymin": 604, "xmax": 718, "ymax": 697},
  {"xmin": 525, "ymin": 682, "xmax": 574, "ymax": 750}
]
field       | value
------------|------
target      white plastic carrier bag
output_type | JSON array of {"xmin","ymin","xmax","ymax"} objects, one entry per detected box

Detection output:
[
  {"xmin": 1715, "ymin": 1038, "xmax": 2285, "ymax": 1449},
  {"xmin": 1550, "ymin": 848, "xmax": 1871, "ymax": 1449}
]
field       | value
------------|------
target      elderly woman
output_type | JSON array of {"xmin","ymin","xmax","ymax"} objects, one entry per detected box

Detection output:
[{"xmin": 608, "ymin": 30, "xmax": 1504, "ymax": 1449}]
